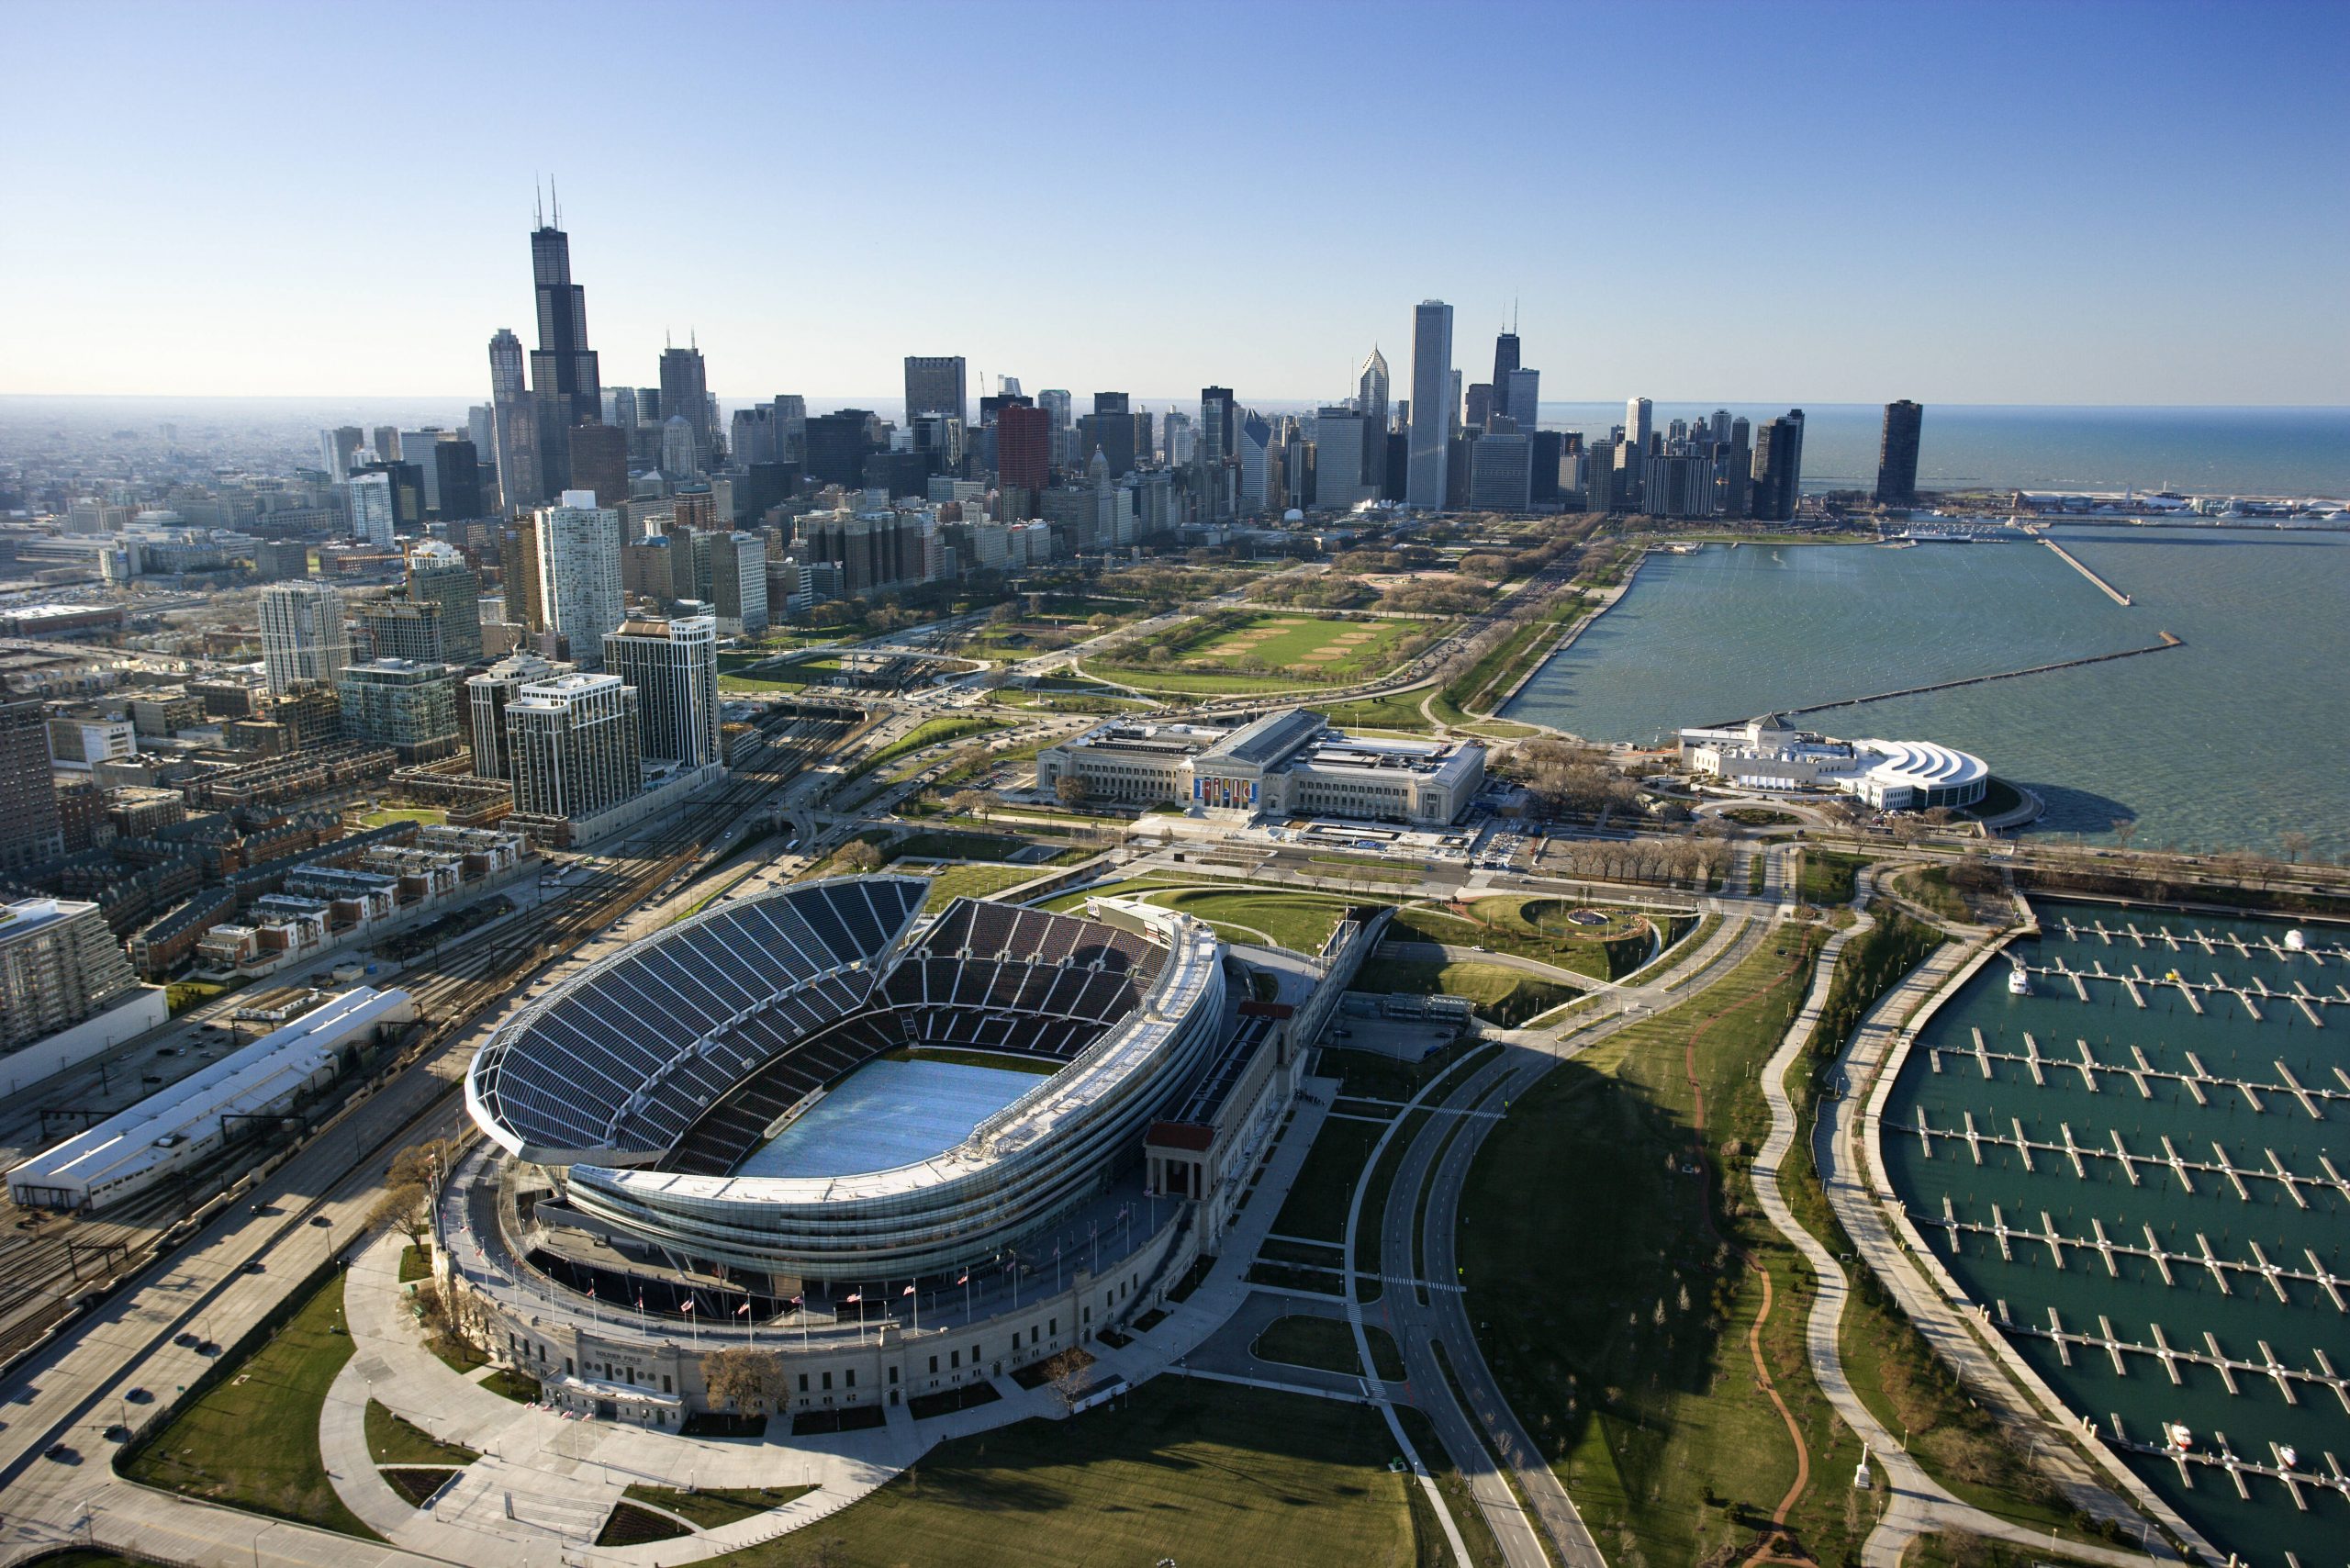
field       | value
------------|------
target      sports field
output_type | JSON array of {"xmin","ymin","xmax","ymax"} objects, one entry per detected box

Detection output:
[{"xmin": 1085, "ymin": 612, "xmax": 1419, "ymax": 695}]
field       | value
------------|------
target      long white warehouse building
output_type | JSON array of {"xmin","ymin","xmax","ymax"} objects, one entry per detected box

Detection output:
[{"xmin": 7, "ymin": 987, "xmax": 416, "ymax": 1212}]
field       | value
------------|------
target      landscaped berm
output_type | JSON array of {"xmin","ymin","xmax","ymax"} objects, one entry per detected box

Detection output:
[{"xmin": 678, "ymin": 1381, "xmax": 1426, "ymax": 1567}]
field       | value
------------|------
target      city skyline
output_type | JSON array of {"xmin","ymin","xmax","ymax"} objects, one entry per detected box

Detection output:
[{"xmin": 4, "ymin": 0, "xmax": 2344, "ymax": 407}]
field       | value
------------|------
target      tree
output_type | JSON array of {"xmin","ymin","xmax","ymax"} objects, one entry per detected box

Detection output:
[
  {"xmin": 838, "ymin": 839, "xmax": 884, "ymax": 873},
  {"xmin": 701, "ymin": 1347, "xmax": 786, "ymax": 1413},
  {"xmin": 1036, "ymin": 1348, "xmax": 1094, "ymax": 1417},
  {"xmin": 1055, "ymin": 775, "xmax": 1092, "ymax": 808},
  {"xmin": 2110, "ymin": 818, "xmax": 2138, "ymax": 853},
  {"xmin": 2278, "ymin": 830, "xmax": 2312, "ymax": 865},
  {"xmin": 946, "ymin": 789, "xmax": 993, "ymax": 822}
]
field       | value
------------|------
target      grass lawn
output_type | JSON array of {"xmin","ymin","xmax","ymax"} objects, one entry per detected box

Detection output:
[
  {"xmin": 1319, "ymin": 688, "xmax": 1438, "ymax": 731},
  {"xmin": 1890, "ymin": 865, "xmax": 1972, "ymax": 924},
  {"xmin": 624, "ymin": 1484, "xmax": 816, "ymax": 1530},
  {"xmin": 355, "ymin": 805, "xmax": 446, "ymax": 828},
  {"xmin": 481, "ymin": 1367, "xmax": 543, "ymax": 1403},
  {"xmin": 1456, "ymin": 925, "xmax": 1874, "ymax": 1568},
  {"xmin": 1273, "ymin": 1115, "xmax": 1389, "ymax": 1242},
  {"xmin": 1252, "ymin": 1314, "xmax": 1408, "ymax": 1382},
  {"xmin": 598, "ymin": 1501, "xmax": 692, "ymax": 1545},
  {"xmin": 1797, "ymin": 849, "xmax": 1876, "ymax": 906},
  {"xmin": 918, "ymin": 863, "xmax": 1041, "ymax": 911},
  {"xmin": 693, "ymin": 1379, "xmax": 1422, "ymax": 1568},
  {"xmin": 165, "ymin": 975, "xmax": 248, "ymax": 1015},
  {"xmin": 1086, "ymin": 611, "xmax": 1421, "ymax": 697},
  {"xmin": 123, "ymin": 1272, "xmax": 383, "ymax": 1540},
  {"xmin": 1354, "ymin": 958, "xmax": 1579, "ymax": 1028},
  {"xmin": 1134, "ymin": 886, "xmax": 1364, "ymax": 952},
  {"xmin": 1391, "ymin": 897, "xmax": 1651, "ymax": 980},
  {"xmin": 365, "ymin": 1400, "xmax": 478, "ymax": 1466},
  {"xmin": 397, "ymin": 1244, "xmax": 431, "ymax": 1282}
]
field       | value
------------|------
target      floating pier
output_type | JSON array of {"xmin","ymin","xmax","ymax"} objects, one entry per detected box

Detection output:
[{"xmin": 1918, "ymin": 1204, "xmax": 2350, "ymax": 1311}]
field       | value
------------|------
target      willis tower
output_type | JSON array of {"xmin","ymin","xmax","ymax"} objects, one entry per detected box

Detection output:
[{"xmin": 528, "ymin": 189, "xmax": 603, "ymax": 494}]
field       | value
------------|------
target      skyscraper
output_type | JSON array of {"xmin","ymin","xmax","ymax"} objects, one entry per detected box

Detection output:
[
  {"xmin": 0, "ymin": 699, "xmax": 64, "ymax": 872},
  {"xmin": 433, "ymin": 439, "xmax": 484, "ymax": 521},
  {"xmin": 0, "ymin": 896, "xmax": 144, "ymax": 1051},
  {"xmin": 1625, "ymin": 397, "xmax": 1654, "ymax": 454},
  {"xmin": 1492, "ymin": 327, "xmax": 1520, "ymax": 396},
  {"xmin": 1749, "ymin": 409, "xmax": 1807, "ymax": 521},
  {"xmin": 464, "ymin": 652, "xmax": 557, "ymax": 779},
  {"xmin": 258, "ymin": 582, "xmax": 351, "ymax": 695},
  {"xmin": 567, "ymin": 422, "xmax": 630, "ymax": 508},
  {"xmin": 1464, "ymin": 382, "xmax": 1494, "ymax": 432},
  {"xmin": 527, "ymin": 207, "xmax": 603, "ymax": 495},
  {"xmin": 506, "ymin": 672, "xmax": 641, "ymax": 822},
  {"xmin": 537, "ymin": 490, "xmax": 624, "ymax": 669},
  {"xmin": 1505, "ymin": 367, "xmax": 1540, "ymax": 433},
  {"xmin": 1314, "ymin": 408, "xmax": 1371, "ymax": 511},
  {"xmin": 319, "ymin": 426, "xmax": 364, "ymax": 481},
  {"xmin": 903, "ymin": 356, "xmax": 968, "ymax": 425},
  {"xmin": 1874, "ymin": 400, "xmax": 1924, "ymax": 506},
  {"xmin": 709, "ymin": 532, "xmax": 768, "ymax": 637},
  {"xmin": 996, "ymin": 403, "xmax": 1052, "ymax": 497},
  {"xmin": 487, "ymin": 328, "xmax": 540, "ymax": 511},
  {"xmin": 658, "ymin": 340, "xmax": 712, "ymax": 471},
  {"xmin": 602, "ymin": 609, "xmax": 720, "ymax": 768},
  {"xmin": 345, "ymin": 471, "xmax": 397, "ymax": 546},
  {"xmin": 408, "ymin": 543, "xmax": 484, "ymax": 666},
  {"xmin": 1407, "ymin": 300, "xmax": 1453, "ymax": 509},
  {"xmin": 1356, "ymin": 346, "xmax": 1391, "ymax": 486}
]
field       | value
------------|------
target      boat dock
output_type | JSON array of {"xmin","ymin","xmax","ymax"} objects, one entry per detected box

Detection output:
[
  {"xmin": 1906, "ymin": 1109, "xmax": 2350, "ymax": 1200},
  {"xmin": 1997, "ymin": 1307, "xmax": 2350, "ymax": 1410},
  {"xmin": 2099, "ymin": 1417, "xmax": 2350, "ymax": 1513},
  {"xmin": 1927, "ymin": 1031, "xmax": 2347, "ymax": 1115},
  {"xmin": 1941, "ymin": 1211, "xmax": 2350, "ymax": 1315},
  {"xmin": 2039, "ymin": 534, "xmax": 2137, "ymax": 605},
  {"xmin": 2011, "ymin": 958, "xmax": 2344, "ymax": 1029}
]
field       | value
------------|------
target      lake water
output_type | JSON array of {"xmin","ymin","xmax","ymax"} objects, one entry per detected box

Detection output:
[
  {"xmin": 1878, "ymin": 899, "xmax": 2350, "ymax": 1567},
  {"xmin": 1502, "ymin": 528, "xmax": 2350, "ymax": 857}
]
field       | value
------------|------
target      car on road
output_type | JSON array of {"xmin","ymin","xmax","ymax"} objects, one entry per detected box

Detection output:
[{"xmin": 44, "ymin": 1443, "xmax": 73, "ymax": 1462}]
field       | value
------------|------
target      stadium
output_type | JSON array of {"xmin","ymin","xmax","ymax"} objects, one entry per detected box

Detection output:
[{"xmin": 446, "ymin": 874, "xmax": 1274, "ymax": 1423}]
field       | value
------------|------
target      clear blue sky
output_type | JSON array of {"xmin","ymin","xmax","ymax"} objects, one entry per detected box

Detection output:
[{"xmin": 4, "ymin": 0, "xmax": 2343, "ymax": 406}]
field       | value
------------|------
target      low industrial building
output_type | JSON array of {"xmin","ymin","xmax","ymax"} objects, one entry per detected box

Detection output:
[
  {"xmin": 1676, "ymin": 716, "xmax": 1990, "ymax": 811},
  {"xmin": 1035, "ymin": 707, "xmax": 1483, "ymax": 827},
  {"xmin": 6, "ymin": 987, "xmax": 416, "ymax": 1211}
]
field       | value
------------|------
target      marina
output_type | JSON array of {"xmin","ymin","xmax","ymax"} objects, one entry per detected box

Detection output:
[{"xmin": 1883, "ymin": 898, "xmax": 2350, "ymax": 1565}]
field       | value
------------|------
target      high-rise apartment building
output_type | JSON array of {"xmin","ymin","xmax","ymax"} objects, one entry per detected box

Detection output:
[
  {"xmin": 356, "ymin": 599, "xmax": 445, "ymax": 665},
  {"xmin": 259, "ymin": 582, "xmax": 351, "ymax": 695},
  {"xmin": 537, "ymin": 489, "xmax": 624, "ymax": 669},
  {"xmin": 319, "ymin": 426, "xmax": 364, "ymax": 481},
  {"xmin": 0, "ymin": 896, "xmax": 145, "ymax": 1053},
  {"xmin": 464, "ymin": 652, "xmax": 558, "ymax": 779},
  {"xmin": 506, "ymin": 672, "xmax": 641, "ymax": 821},
  {"xmin": 0, "ymin": 699, "xmax": 64, "ymax": 873},
  {"xmin": 1749, "ymin": 409, "xmax": 1807, "ymax": 521},
  {"xmin": 903, "ymin": 356, "xmax": 968, "ymax": 426},
  {"xmin": 407, "ymin": 543, "xmax": 484, "ymax": 666},
  {"xmin": 708, "ymin": 532, "xmax": 768, "ymax": 637},
  {"xmin": 1874, "ymin": 400, "xmax": 1924, "ymax": 506},
  {"xmin": 338, "ymin": 658, "xmax": 462, "ymax": 763},
  {"xmin": 602, "ymin": 610, "xmax": 720, "ymax": 768},
  {"xmin": 1406, "ymin": 300, "xmax": 1454, "ymax": 509},
  {"xmin": 345, "ymin": 471, "xmax": 397, "ymax": 547},
  {"xmin": 487, "ymin": 328, "xmax": 541, "ymax": 510},
  {"xmin": 497, "ymin": 520, "xmax": 545, "ymax": 633}
]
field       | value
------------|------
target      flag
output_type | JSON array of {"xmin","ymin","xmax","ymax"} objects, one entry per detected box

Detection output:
[
  {"xmin": 956, "ymin": 1272, "xmax": 968, "ymax": 1286},
  {"xmin": 635, "ymin": 1294, "xmax": 645, "ymax": 1311},
  {"xmin": 681, "ymin": 1298, "xmax": 694, "ymax": 1313},
  {"xmin": 789, "ymin": 1294, "xmax": 804, "ymax": 1306},
  {"xmin": 901, "ymin": 1284, "xmax": 915, "ymax": 1296},
  {"xmin": 736, "ymin": 1302, "xmax": 752, "ymax": 1316},
  {"xmin": 844, "ymin": 1292, "xmax": 860, "ymax": 1304}
]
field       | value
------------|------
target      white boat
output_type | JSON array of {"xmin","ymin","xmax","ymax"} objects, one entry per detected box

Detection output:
[
  {"xmin": 2277, "ymin": 1444, "xmax": 2299, "ymax": 1470},
  {"xmin": 2284, "ymin": 929, "xmax": 2307, "ymax": 951},
  {"xmin": 2007, "ymin": 962, "xmax": 2031, "ymax": 996},
  {"xmin": 2165, "ymin": 1423, "xmax": 2195, "ymax": 1450}
]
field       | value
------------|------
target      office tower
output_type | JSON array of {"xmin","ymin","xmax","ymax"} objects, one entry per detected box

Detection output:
[
  {"xmin": 408, "ymin": 543, "xmax": 484, "ymax": 665},
  {"xmin": 996, "ymin": 402, "xmax": 1052, "ymax": 496},
  {"xmin": 1200, "ymin": 387, "xmax": 1237, "ymax": 465},
  {"xmin": 338, "ymin": 659, "xmax": 462, "ymax": 763},
  {"xmin": 467, "ymin": 404, "xmax": 496, "ymax": 460},
  {"xmin": 1717, "ymin": 417, "xmax": 1752, "ymax": 518},
  {"xmin": 802, "ymin": 409, "xmax": 876, "ymax": 488},
  {"xmin": 658, "ymin": 340, "xmax": 712, "ymax": 470},
  {"xmin": 1449, "ymin": 372, "xmax": 1462, "ymax": 439},
  {"xmin": 1875, "ymin": 400, "xmax": 1924, "ymax": 506},
  {"xmin": 527, "ymin": 208, "xmax": 603, "ymax": 494},
  {"xmin": 464, "ymin": 652, "xmax": 557, "ymax": 778},
  {"xmin": 1406, "ymin": 300, "xmax": 1454, "ymax": 509},
  {"xmin": 730, "ymin": 405, "xmax": 774, "ymax": 467},
  {"xmin": 1710, "ymin": 409, "xmax": 1733, "ymax": 447},
  {"xmin": 372, "ymin": 426, "xmax": 402, "ymax": 463},
  {"xmin": 903, "ymin": 355, "xmax": 968, "ymax": 425},
  {"xmin": 1237, "ymin": 413, "xmax": 1273, "ymax": 510},
  {"xmin": 1583, "ymin": 438, "xmax": 1619, "ymax": 512},
  {"xmin": 319, "ymin": 426, "xmax": 364, "ymax": 480},
  {"xmin": 602, "ymin": 609, "xmax": 720, "ymax": 768},
  {"xmin": 1161, "ymin": 409, "xmax": 1193, "ymax": 467},
  {"xmin": 1469, "ymin": 431, "xmax": 1533, "ymax": 511},
  {"xmin": 1530, "ymin": 430, "xmax": 1565, "ymax": 505},
  {"xmin": 433, "ymin": 440, "xmax": 484, "ymax": 521},
  {"xmin": 1505, "ymin": 367, "xmax": 1540, "ymax": 433},
  {"xmin": 0, "ymin": 896, "xmax": 144, "ymax": 1052},
  {"xmin": 0, "ymin": 699, "xmax": 64, "ymax": 872},
  {"xmin": 1625, "ymin": 397, "xmax": 1654, "ymax": 454},
  {"xmin": 259, "ymin": 581, "xmax": 351, "ymax": 694},
  {"xmin": 1091, "ymin": 391, "xmax": 1130, "ymax": 419},
  {"xmin": 487, "ymin": 328, "xmax": 541, "ymax": 511},
  {"xmin": 567, "ymin": 421, "xmax": 629, "ymax": 506},
  {"xmin": 1464, "ymin": 383, "xmax": 1494, "ymax": 432},
  {"xmin": 254, "ymin": 539, "xmax": 310, "ymax": 581},
  {"xmin": 1315, "ymin": 408, "xmax": 1371, "ymax": 510},
  {"xmin": 537, "ymin": 489, "xmax": 624, "ymax": 669},
  {"xmin": 346, "ymin": 470, "xmax": 397, "ymax": 546},
  {"xmin": 1038, "ymin": 388, "xmax": 1072, "ymax": 432},
  {"xmin": 505, "ymin": 672, "xmax": 641, "ymax": 820},
  {"xmin": 709, "ymin": 532, "xmax": 767, "ymax": 637},
  {"xmin": 1749, "ymin": 409, "xmax": 1806, "ymax": 521},
  {"xmin": 1076, "ymin": 412, "xmax": 1136, "ymax": 478},
  {"xmin": 657, "ymin": 416, "xmax": 699, "ymax": 481}
]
